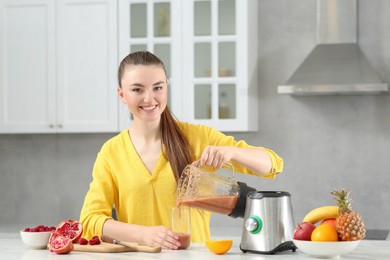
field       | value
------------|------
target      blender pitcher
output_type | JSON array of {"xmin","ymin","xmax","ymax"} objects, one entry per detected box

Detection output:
[{"xmin": 176, "ymin": 162, "xmax": 256, "ymax": 218}]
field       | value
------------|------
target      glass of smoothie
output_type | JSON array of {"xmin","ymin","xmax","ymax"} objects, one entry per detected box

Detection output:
[{"xmin": 171, "ymin": 206, "xmax": 191, "ymax": 249}]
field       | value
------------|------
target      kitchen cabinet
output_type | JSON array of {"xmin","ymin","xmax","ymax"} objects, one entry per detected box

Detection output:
[
  {"xmin": 118, "ymin": 0, "xmax": 258, "ymax": 131},
  {"xmin": 0, "ymin": 0, "xmax": 118, "ymax": 133}
]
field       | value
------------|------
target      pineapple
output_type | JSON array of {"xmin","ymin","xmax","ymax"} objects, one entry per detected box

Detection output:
[{"xmin": 331, "ymin": 189, "xmax": 366, "ymax": 241}]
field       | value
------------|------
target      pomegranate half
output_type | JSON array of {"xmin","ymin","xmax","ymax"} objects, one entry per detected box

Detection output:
[{"xmin": 48, "ymin": 232, "xmax": 74, "ymax": 254}]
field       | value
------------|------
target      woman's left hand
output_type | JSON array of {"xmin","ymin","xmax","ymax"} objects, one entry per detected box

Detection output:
[{"xmin": 192, "ymin": 146, "xmax": 234, "ymax": 168}]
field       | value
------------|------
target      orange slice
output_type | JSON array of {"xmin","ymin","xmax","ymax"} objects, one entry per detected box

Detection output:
[{"xmin": 205, "ymin": 239, "xmax": 233, "ymax": 255}]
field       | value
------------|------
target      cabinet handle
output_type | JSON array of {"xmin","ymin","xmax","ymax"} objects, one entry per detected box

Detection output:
[
  {"xmin": 49, "ymin": 124, "xmax": 54, "ymax": 128},
  {"xmin": 57, "ymin": 124, "xmax": 63, "ymax": 128}
]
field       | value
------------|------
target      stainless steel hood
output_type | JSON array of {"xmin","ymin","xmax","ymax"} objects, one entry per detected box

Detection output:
[{"xmin": 277, "ymin": 0, "xmax": 388, "ymax": 95}]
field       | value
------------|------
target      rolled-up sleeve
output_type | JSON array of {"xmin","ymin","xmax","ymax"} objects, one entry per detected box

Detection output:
[{"xmin": 261, "ymin": 148, "xmax": 284, "ymax": 179}]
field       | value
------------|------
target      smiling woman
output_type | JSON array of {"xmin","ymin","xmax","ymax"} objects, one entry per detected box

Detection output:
[
  {"xmin": 118, "ymin": 64, "xmax": 168, "ymax": 123},
  {"xmin": 79, "ymin": 51, "xmax": 284, "ymax": 250}
]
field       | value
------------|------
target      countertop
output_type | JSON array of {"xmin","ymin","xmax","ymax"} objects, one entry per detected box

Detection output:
[{"xmin": 1, "ymin": 233, "xmax": 390, "ymax": 260}]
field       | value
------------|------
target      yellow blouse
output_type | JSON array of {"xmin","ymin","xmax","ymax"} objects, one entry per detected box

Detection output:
[{"xmin": 79, "ymin": 122, "xmax": 283, "ymax": 242}]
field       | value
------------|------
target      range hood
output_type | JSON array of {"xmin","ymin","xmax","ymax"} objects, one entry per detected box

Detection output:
[{"xmin": 277, "ymin": 0, "xmax": 388, "ymax": 95}]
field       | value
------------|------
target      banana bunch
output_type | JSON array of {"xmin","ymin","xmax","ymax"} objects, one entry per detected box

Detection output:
[{"xmin": 302, "ymin": 206, "xmax": 339, "ymax": 224}]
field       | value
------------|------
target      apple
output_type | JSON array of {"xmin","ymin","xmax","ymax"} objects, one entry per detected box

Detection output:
[{"xmin": 293, "ymin": 222, "xmax": 316, "ymax": 241}]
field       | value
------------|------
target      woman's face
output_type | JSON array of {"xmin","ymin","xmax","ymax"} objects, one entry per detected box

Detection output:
[{"xmin": 118, "ymin": 65, "xmax": 168, "ymax": 123}]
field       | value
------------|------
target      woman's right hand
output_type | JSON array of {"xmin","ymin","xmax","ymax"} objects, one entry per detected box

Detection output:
[
  {"xmin": 103, "ymin": 220, "xmax": 181, "ymax": 250},
  {"xmin": 141, "ymin": 225, "xmax": 181, "ymax": 250}
]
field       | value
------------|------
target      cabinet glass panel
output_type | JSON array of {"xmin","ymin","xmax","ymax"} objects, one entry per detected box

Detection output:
[
  {"xmin": 195, "ymin": 84, "xmax": 211, "ymax": 119},
  {"xmin": 154, "ymin": 44, "xmax": 171, "ymax": 78},
  {"xmin": 194, "ymin": 42, "xmax": 211, "ymax": 77},
  {"xmin": 218, "ymin": 84, "xmax": 235, "ymax": 119},
  {"xmin": 218, "ymin": 42, "xmax": 235, "ymax": 77},
  {"xmin": 131, "ymin": 44, "xmax": 147, "ymax": 52},
  {"xmin": 130, "ymin": 4, "xmax": 147, "ymax": 38},
  {"xmin": 154, "ymin": 3, "xmax": 170, "ymax": 37},
  {"xmin": 194, "ymin": 1, "xmax": 211, "ymax": 36},
  {"xmin": 218, "ymin": 0, "xmax": 235, "ymax": 35}
]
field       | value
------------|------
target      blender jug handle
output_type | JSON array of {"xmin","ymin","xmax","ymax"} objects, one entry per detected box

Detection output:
[{"xmin": 222, "ymin": 162, "xmax": 235, "ymax": 180}]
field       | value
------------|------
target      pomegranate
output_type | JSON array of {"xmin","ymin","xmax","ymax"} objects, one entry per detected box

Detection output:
[
  {"xmin": 48, "ymin": 232, "xmax": 74, "ymax": 254},
  {"xmin": 55, "ymin": 219, "xmax": 83, "ymax": 243},
  {"xmin": 293, "ymin": 222, "xmax": 316, "ymax": 241}
]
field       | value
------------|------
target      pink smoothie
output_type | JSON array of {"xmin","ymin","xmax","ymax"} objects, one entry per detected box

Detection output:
[{"xmin": 177, "ymin": 233, "xmax": 190, "ymax": 249}]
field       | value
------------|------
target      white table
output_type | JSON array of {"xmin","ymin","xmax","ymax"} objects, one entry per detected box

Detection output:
[{"xmin": 1, "ymin": 233, "xmax": 389, "ymax": 260}]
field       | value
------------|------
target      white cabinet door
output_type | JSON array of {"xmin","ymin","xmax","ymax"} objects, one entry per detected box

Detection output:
[
  {"xmin": 56, "ymin": 0, "xmax": 118, "ymax": 133},
  {"xmin": 0, "ymin": 0, "xmax": 118, "ymax": 133},
  {"xmin": 0, "ymin": 0, "xmax": 56, "ymax": 133},
  {"xmin": 182, "ymin": 0, "xmax": 258, "ymax": 132}
]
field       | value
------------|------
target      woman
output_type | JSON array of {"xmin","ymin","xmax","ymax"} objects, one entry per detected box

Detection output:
[{"xmin": 80, "ymin": 51, "xmax": 283, "ymax": 250}]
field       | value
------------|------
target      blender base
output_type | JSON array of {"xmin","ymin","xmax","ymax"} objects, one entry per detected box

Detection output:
[{"xmin": 240, "ymin": 241, "xmax": 297, "ymax": 254}]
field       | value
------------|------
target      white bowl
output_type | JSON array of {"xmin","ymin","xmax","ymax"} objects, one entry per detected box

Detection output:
[
  {"xmin": 20, "ymin": 231, "xmax": 52, "ymax": 249},
  {"xmin": 292, "ymin": 239, "xmax": 361, "ymax": 259}
]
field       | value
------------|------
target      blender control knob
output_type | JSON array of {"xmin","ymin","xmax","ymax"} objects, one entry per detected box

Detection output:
[{"xmin": 245, "ymin": 215, "xmax": 263, "ymax": 234}]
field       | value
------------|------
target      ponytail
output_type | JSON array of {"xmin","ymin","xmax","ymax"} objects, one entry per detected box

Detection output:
[{"xmin": 160, "ymin": 107, "xmax": 194, "ymax": 181}]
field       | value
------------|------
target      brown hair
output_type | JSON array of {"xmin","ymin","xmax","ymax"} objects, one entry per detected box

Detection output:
[{"xmin": 118, "ymin": 51, "xmax": 194, "ymax": 181}]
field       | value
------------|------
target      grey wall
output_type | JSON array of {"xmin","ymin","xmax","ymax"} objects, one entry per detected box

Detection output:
[
  {"xmin": 1, "ymin": 0, "xmax": 389, "ymax": 234},
  {"xmin": 0, "ymin": 134, "xmax": 115, "ymax": 231}
]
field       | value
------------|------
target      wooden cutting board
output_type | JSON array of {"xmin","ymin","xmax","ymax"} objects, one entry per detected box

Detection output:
[
  {"xmin": 73, "ymin": 242, "xmax": 161, "ymax": 253},
  {"xmin": 73, "ymin": 242, "xmax": 134, "ymax": 253}
]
